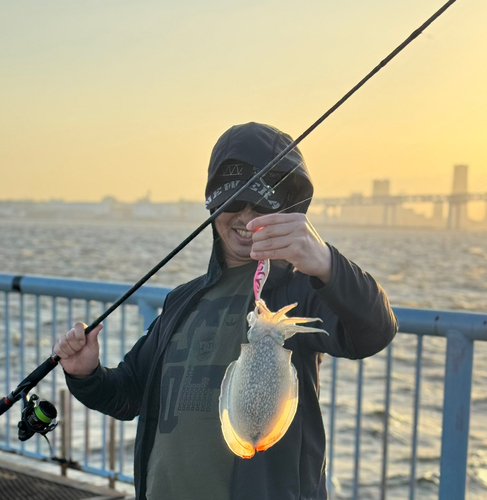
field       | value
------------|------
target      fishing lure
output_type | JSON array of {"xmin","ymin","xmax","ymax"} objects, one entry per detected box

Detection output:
[{"xmin": 219, "ymin": 260, "xmax": 328, "ymax": 458}]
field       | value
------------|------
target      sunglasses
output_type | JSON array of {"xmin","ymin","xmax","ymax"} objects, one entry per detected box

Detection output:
[{"xmin": 218, "ymin": 200, "xmax": 278, "ymax": 215}]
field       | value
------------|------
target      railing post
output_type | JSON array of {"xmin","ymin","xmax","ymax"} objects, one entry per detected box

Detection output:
[
  {"xmin": 438, "ymin": 330, "xmax": 474, "ymax": 500},
  {"xmin": 109, "ymin": 416, "xmax": 116, "ymax": 489},
  {"xmin": 380, "ymin": 344, "xmax": 393, "ymax": 500},
  {"xmin": 326, "ymin": 357, "xmax": 337, "ymax": 498},
  {"xmin": 137, "ymin": 299, "xmax": 158, "ymax": 332},
  {"xmin": 60, "ymin": 389, "xmax": 69, "ymax": 477}
]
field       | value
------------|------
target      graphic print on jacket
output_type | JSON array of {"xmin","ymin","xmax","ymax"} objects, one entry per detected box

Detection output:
[{"xmin": 146, "ymin": 263, "xmax": 255, "ymax": 500}]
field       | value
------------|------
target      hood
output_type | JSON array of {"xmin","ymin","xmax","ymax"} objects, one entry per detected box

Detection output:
[{"xmin": 205, "ymin": 122, "xmax": 314, "ymax": 214}]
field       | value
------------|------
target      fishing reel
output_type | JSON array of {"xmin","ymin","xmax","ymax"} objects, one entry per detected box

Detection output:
[{"xmin": 18, "ymin": 392, "xmax": 58, "ymax": 442}]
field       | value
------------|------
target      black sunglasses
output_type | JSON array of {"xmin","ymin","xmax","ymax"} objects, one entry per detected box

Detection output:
[{"xmin": 218, "ymin": 200, "xmax": 278, "ymax": 215}]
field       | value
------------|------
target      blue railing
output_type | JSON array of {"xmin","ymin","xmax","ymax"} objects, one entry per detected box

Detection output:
[{"xmin": 0, "ymin": 273, "xmax": 486, "ymax": 499}]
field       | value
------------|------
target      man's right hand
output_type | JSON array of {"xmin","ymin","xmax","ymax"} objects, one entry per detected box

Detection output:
[{"xmin": 53, "ymin": 322, "xmax": 103, "ymax": 377}]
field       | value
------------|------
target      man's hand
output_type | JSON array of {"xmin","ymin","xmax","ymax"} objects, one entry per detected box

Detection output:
[
  {"xmin": 247, "ymin": 213, "xmax": 332, "ymax": 284},
  {"xmin": 53, "ymin": 322, "xmax": 103, "ymax": 377}
]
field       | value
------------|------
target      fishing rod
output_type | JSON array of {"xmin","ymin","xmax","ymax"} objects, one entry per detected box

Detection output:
[{"xmin": 0, "ymin": 0, "xmax": 458, "ymax": 423}]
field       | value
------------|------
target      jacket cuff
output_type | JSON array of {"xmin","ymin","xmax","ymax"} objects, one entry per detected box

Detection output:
[
  {"xmin": 309, "ymin": 243, "xmax": 338, "ymax": 293},
  {"xmin": 64, "ymin": 363, "xmax": 103, "ymax": 386}
]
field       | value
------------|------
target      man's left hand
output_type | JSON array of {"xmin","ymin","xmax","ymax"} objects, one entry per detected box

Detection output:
[{"xmin": 247, "ymin": 213, "xmax": 332, "ymax": 284}]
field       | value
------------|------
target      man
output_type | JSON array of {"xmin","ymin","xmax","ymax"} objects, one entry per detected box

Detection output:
[{"xmin": 54, "ymin": 122, "xmax": 397, "ymax": 500}]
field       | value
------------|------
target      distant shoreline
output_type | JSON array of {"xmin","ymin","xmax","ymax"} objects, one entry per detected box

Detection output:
[{"xmin": 1, "ymin": 216, "xmax": 486, "ymax": 232}]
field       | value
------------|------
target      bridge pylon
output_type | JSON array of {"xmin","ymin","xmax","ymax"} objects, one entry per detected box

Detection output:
[{"xmin": 447, "ymin": 165, "xmax": 469, "ymax": 229}]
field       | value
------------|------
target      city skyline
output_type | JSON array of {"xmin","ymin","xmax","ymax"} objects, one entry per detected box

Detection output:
[
  {"xmin": 0, "ymin": 165, "xmax": 483, "ymax": 202},
  {"xmin": 1, "ymin": 1, "xmax": 486, "ymax": 203},
  {"xmin": 1, "ymin": 169, "xmax": 486, "ymax": 201},
  {"xmin": 2, "ymin": 164, "xmax": 486, "ymax": 225}
]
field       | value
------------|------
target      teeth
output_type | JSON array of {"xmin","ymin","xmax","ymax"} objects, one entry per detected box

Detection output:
[{"xmin": 236, "ymin": 229, "xmax": 253, "ymax": 238}]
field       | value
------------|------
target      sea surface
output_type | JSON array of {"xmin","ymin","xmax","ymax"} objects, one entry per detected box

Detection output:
[{"xmin": 0, "ymin": 218, "xmax": 486, "ymax": 499}]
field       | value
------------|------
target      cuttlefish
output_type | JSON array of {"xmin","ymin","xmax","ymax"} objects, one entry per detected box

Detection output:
[{"xmin": 219, "ymin": 260, "xmax": 327, "ymax": 459}]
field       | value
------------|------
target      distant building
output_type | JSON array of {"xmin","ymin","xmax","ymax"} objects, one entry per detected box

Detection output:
[
  {"xmin": 372, "ymin": 179, "xmax": 390, "ymax": 197},
  {"xmin": 452, "ymin": 165, "xmax": 468, "ymax": 194},
  {"xmin": 178, "ymin": 201, "xmax": 207, "ymax": 220},
  {"xmin": 132, "ymin": 200, "xmax": 179, "ymax": 219},
  {"xmin": 338, "ymin": 179, "xmax": 392, "ymax": 225},
  {"xmin": 131, "ymin": 199, "xmax": 206, "ymax": 220}
]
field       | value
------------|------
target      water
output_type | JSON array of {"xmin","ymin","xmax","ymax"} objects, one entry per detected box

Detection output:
[{"xmin": 0, "ymin": 218, "xmax": 486, "ymax": 499}]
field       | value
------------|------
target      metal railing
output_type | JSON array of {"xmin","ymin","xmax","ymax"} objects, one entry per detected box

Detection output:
[{"xmin": 0, "ymin": 273, "xmax": 486, "ymax": 499}]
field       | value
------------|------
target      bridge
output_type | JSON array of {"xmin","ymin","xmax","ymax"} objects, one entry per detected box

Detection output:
[
  {"xmin": 313, "ymin": 192, "xmax": 487, "ymax": 229},
  {"xmin": 312, "ymin": 165, "xmax": 486, "ymax": 229}
]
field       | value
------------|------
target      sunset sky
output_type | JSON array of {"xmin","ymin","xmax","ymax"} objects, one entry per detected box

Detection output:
[{"xmin": 1, "ymin": 0, "xmax": 486, "ymax": 203}]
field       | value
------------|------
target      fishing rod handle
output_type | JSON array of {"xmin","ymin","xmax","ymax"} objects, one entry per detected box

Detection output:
[
  {"xmin": 0, "ymin": 395, "xmax": 14, "ymax": 416},
  {"xmin": 0, "ymin": 355, "xmax": 59, "ymax": 416}
]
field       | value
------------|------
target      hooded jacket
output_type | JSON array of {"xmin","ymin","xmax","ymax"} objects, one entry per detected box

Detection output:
[{"xmin": 66, "ymin": 123, "xmax": 397, "ymax": 499}]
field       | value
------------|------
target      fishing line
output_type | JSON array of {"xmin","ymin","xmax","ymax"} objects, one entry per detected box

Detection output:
[
  {"xmin": 38, "ymin": 190, "xmax": 315, "ymax": 367},
  {"xmin": 0, "ymin": 0, "xmax": 459, "ymax": 416},
  {"xmin": 212, "ymin": 195, "xmax": 315, "ymax": 251},
  {"xmin": 50, "ymin": 193, "xmax": 316, "ymax": 366},
  {"xmin": 273, "ymin": 196, "xmax": 315, "ymax": 215}
]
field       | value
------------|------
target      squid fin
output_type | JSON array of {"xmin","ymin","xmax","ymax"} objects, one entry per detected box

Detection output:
[
  {"xmin": 219, "ymin": 361, "xmax": 255, "ymax": 459},
  {"xmin": 255, "ymin": 363, "xmax": 299, "ymax": 452}
]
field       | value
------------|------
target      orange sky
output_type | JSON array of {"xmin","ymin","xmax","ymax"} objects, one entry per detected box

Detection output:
[{"xmin": 1, "ymin": 0, "xmax": 486, "ymax": 203}]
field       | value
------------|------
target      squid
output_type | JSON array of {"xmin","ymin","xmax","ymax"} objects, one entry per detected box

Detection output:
[{"xmin": 219, "ymin": 260, "xmax": 327, "ymax": 458}]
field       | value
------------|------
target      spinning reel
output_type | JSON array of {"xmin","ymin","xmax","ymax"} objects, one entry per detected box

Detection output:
[
  {"xmin": 18, "ymin": 392, "xmax": 58, "ymax": 442},
  {"xmin": 15, "ymin": 392, "xmax": 78, "ymax": 468}
]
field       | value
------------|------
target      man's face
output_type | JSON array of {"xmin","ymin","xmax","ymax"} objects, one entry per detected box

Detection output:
[{"xmin": 214, "ymin": 203, "xmax": 262, "ymax": 268}]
